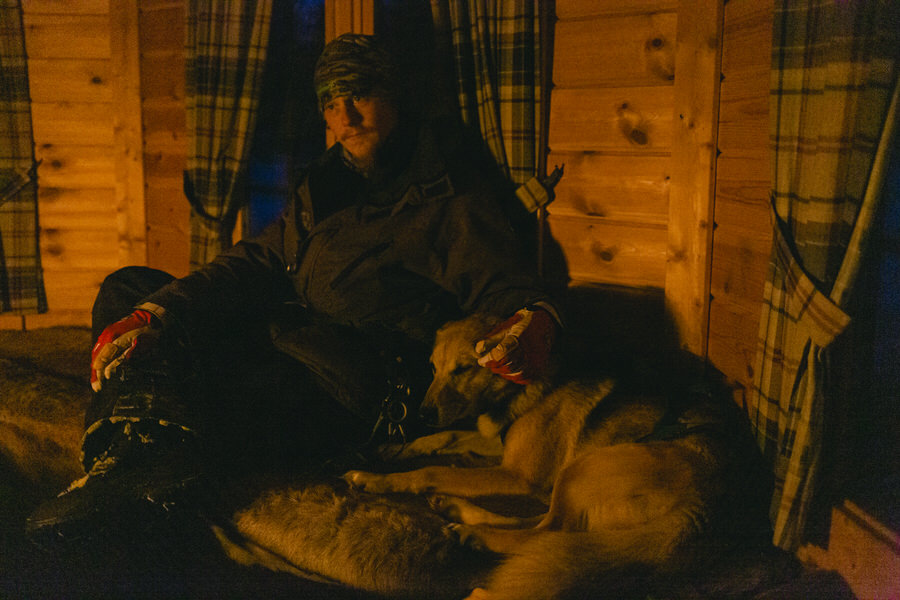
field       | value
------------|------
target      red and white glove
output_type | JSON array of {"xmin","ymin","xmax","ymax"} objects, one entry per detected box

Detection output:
[
  {"xmin": 91, "ymin": 309, "xmax": 160, "ymax": 392},
  {"xmin": 475, "ymin": 307, "xmax": 558, "ymax": 385}
]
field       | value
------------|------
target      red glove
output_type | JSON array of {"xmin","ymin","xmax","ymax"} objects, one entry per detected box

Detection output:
[
  {"xmin": 475, "ymin": 307, "xmax": 557, "ymax": 385},
  {"xmin": 91, "ymin": 309, "xmax": 160, "ymax": 392}
]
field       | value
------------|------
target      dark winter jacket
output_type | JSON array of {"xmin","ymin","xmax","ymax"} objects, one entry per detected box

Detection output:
[{"xmin": 142, "ymin": 119, "xmax": 554, "ymax": 359}]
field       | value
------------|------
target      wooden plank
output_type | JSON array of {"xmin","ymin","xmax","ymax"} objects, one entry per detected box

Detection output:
[
  {"xmin": 38, "ymin": 187, "xmax": 117, "ymax": 231},
  {"xmin": 710, "ymin": 195, "xmax": 770, "ymax": 294},
  {"xmin": 663, "ymin": 0, "xmax": 723, "ymax": 356},
  {"xmin": 22, "ymin": 310, "xmax": 92, "ymax": 328},
  {"xmin": 33, "ymin": 144, "xmax": 116, "ymax": 188},
  {"xmin": 721, "ymin": 0, "xmax": 773, "ymax": 73},
  {"xmin": 30, "ymin": 102, "xmax": 114, "ymax": 145},
  {"xmin": 143, "ymin": 0, "xmax": 187, "ymax": 264},
  {"xmin": 39, "ymin": 269, "xmax": 108, "ymax": 316},
  {"xmin": 706, "ymin": 0, "xmax": 773, "ymax": 388},
  {"xmin": 718, "ymin": 118, "xmax": 767, "ymax": 160},
  {"xmin": 145, "ymin": 181, "xmax": 189, "ymax": 276},
  {"xmin": 139, "ymin": 4, "xmax": 184, "ymax": 54},
  {"xmin": 556, "ymin": 0, "xmax": 678, "ymax": 19},
  {"xmin": 554, "ymin": 12, "xmax": 676, "ymax": 88},
  {"xmin": 549, "ymin": 86, "xmax": 674, "ymax": 152},
  {"xmin": 355, "ymin": 0, "xmax": 374, "ymax": 34},
  {"xmin": 708, "ymin": 175, "xmax": 771, "ymax": 389},
  {"xmin": 145, "ymin": 187, "xmax": 189, "ymax": 231},
  {"xmin": 546, "ymin": 214, "xmax": 668, "ymax": 288},
  {"xmin": 707, "ymin": 301, "xmax": 762, "ymax": 384},
  {"xmin": 140, "ymin": 0, "xmax": 184, "ymax": 11},
  {"xmin": 22, "ymin": 14, "xmax": 110, "ymax": 59},
  {"xmin": 144, "ymin": 173, "xmax": 184, "ymax": 191},
  {"xmin": 0, "ymin": 315, "xmax": 26, "ymax": 330},
  {"xmin": 110, "ymin": 0, "xmax": 147, "ymax": 267},
  {"xmin": 26, "ymin": 59, "xmax": 112, "ymax": 103},
  {"xmin": 140, "ymin": 51, "xmax": 185, "ymax": 103},
  {"xmin": 325, "ymin": 0, "xmax": 373, "ymax": 40},
  {"xmin": 716, "ymin": 153, "xmax": 768, "ymax": 183},
  {"xmin": 40, "ymin": 228, "xmax": 119, "ymax": 271},
  {"xmin": 147, "ymin": 225, "xmax": 190, "ymax": 278},
  {"xmin": 718, "ymin": 68, "xmax": 769, "ymax": 125},
  {"xmin": 143, "ymin": 149, "xmax": 186, "ymax": 179},
  {"xmin": 546, "ymin": 152, "xmax": 669, "ymax": 224},
  {"xmin": 142, "ymin": 101, "xmax": 186, "ymax": 144},
  {"xmin": 144, "ymin": 127, "xmax": 186, "ymax": 155},
  {"xmin": 20, "ymin": 1, "xmax": 108, "ymax": 14}
]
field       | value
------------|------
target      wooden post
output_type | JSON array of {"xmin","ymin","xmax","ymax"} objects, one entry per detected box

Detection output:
[
  {"xmin": 325, "ymin": 0, "xmax": 374, "ymax": 41},
  {"xmin": 109, "ymin": 1, "xmax": 147, "ymax": 267},
  {"xmin": 665, "ymin": 0, "xmax": 723, "ymax": 356}
]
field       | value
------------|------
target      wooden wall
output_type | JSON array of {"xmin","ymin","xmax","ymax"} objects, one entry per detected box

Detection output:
[
  {"xmin": 0, "ymin": 0, "xmax": 187, "ymax": 330},
  {"xmin": 547, "ymin": 0, "xmax": 677, "ymax": 290},
  {"xmin": 139, "ymin": 0, "xmax": 189, "ymax": 278},
  {"xmin": 3, "ymin": 0, "xmax": 776, "ymax": 397},
  {"xmin": 547, "ymin": 0, "xmax": 771, "ymax": 392},
  {"xmin": 1, "ymin": 0, "xmax": 122, "ymax": 329},
  {"xmin": 707, "ymin": 0, "xmax": 773, "ymax": 393}
]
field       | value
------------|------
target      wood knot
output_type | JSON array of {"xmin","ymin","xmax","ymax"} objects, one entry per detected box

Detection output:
[
  {"xmin": 669, "ymin": 248, "xmax": 686, "ymax": 262},
  {"xmin": 646, "ymin": 36, "xmax": 675, "ymax": 80},
  {"xmin": 616, "ymin": 103, "xmax": 650, "ymax": 146},
  {"xmin": 591, "ymin": 243, "xmax": 617, "ymax": 262},
  {"xmin": 629, "ymin": 129, "xmax": 648, "ymax": 145}
]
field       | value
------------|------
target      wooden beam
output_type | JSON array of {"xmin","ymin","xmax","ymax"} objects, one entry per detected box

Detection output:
[
  {"xmin": 109, "ymin": 0, "xmax": 147, "ymax": 267},
  {"xmin": 664, "ymin": 0, "xmax": 723, "ymax": 356},
  {"xmin": 325, "ymin": 0, "xmax": 373, "ymax": 41}
]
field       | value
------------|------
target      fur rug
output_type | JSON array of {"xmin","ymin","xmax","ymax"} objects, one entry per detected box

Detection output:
[
  {"xmin": 214, "ymin": 442, "xmax": 809, "ymax": 600},
  {"xmin": 0, "ymin": 326, "xmax": 91, "ymax": 493},
  {"xmin": 0, "ymin": 326, "xmax": 856, "ymax": 600},
  {"xmin": 216, "ymin": 432, "xmax": 506, "ymax": 599}
]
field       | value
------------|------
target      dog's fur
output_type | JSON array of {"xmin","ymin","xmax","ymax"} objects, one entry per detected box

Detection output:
[{"xmin": 345, "ymin": 314, "xmax": 769, "ymax": 600}]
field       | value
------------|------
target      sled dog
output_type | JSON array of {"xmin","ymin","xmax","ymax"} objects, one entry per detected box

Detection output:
[{"xmin": 346, "ymin": 314, "xmax": 766, "ymax": 600}]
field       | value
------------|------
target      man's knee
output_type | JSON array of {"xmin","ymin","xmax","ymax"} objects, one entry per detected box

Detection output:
[{"xmin": 92, "ymin": 267, "xmax": 175, "ymax": 336}]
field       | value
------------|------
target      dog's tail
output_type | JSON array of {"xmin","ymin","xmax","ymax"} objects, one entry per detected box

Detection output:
[{"xmin": 476, "ymin": 517, "xmax": 701, "ymax": 600}]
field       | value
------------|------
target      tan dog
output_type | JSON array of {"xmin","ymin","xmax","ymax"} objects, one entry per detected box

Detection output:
[{"xmin": 346, "ymin": 314, "xmax": 766, "ymax": 600}]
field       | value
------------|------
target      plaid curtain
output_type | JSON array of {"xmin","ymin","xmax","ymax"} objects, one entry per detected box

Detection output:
[
  {"xmin": 435, "ymin": 0, "xmax": 541, "ymax": 187},
  {"xmin": 185, "ymin": 0, "xmax": 272, "ymax": 268},
  {"xmin": 0, "ymin": 0, "xmax": 46, "ymax": 314},
  {"xmin": 748, "ymin": 0, "xmax": 898, "ymax": 551}
]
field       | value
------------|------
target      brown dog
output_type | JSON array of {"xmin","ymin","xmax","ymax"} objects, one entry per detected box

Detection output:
[{"xmin": 345, "ymin": 314, "xmax": 765, "ymax": 600}]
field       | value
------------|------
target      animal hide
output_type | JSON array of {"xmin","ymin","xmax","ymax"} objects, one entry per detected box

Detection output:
[{"xmin": 216, "ymin": 431, "xmax": 504, "ymax": 599}]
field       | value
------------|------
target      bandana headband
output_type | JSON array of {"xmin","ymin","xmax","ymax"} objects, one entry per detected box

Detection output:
[{"xmin": 314, "ymin": 33, "xmax": 398, "ymax": 112}]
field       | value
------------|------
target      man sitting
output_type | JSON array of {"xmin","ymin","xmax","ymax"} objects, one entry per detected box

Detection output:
[{"xmin": 27, "ymin": 33, "xmax": 561, "ymax": 543}]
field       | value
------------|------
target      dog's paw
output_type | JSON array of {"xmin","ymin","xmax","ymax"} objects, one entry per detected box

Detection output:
[
  {"xmin": 447, "ymin": 523, "xmax": 488, "ymax": 551},
  {"xmin": 464, "ymin": 588, "xmax": 492, "ymax": 600},
  {"xmin": 342, "ymin": 470, "xmax": 383, "ymax": 492},
  {"xmin": 428, "ymin": 494, "xmax": 461, "ymax": 521}
]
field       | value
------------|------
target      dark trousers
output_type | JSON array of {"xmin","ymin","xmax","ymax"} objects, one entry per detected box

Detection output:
[{"xmin": 84, "ymin": 266, "xmax": 371, "ymax": 474}]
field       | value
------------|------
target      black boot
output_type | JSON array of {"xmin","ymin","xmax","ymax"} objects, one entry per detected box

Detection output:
[{"xmin": 26, "ymin": 367, "xmax": 207, "ymax": 547}]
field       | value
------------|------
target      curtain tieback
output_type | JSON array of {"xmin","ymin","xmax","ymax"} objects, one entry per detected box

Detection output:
[
  {"xmin": 515, "ymin": 164, "xmax": 564, "ymax": 213},
  {"xmin": 771, "ymin": 206, "xmax": 851, "ymax": 348},
  {"xmin": 0, "ymin": 160, "xmax": 40, "ymax": 207}
]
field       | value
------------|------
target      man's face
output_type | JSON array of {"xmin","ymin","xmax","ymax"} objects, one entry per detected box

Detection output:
[{"xmin": 323, "ymin": 93, "xmax": 399, "ymax": 171}]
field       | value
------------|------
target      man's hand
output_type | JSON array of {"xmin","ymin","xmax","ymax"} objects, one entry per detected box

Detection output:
[
  {"xmin": 475, "ymin": 307, "xmax": 557, "ymax": 385},
  {"xmin": 91, "ymin": 309, "xmax": 160, "ymax": 392}
]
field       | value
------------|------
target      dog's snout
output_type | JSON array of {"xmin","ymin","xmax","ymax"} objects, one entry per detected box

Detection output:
[{"xmin": 419, "ymin": 403, "xmax": 439, "ymax": 427}]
